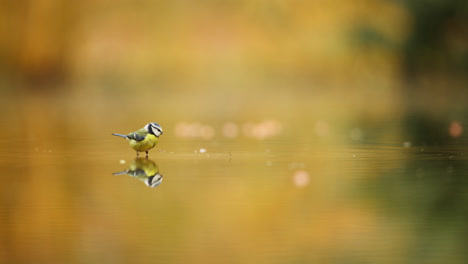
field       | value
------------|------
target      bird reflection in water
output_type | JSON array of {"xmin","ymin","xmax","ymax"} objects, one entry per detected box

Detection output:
[{"xmin": 113, "ymin": 157, "xmax": 163, "ymax": 187}]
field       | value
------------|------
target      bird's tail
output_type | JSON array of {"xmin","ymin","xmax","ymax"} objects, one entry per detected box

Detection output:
[{"xmin": 112, "ymin": 133, "xmax": 128, "ymax": 139}]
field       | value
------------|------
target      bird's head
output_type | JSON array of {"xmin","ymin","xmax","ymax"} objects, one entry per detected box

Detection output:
[
  {"xmin": 145, "ymin": 174, "xmax": 163, "ymax": 188},
  {"xmin": 145, "ymin": 122, "xmax": 163, "ymax": 137}
]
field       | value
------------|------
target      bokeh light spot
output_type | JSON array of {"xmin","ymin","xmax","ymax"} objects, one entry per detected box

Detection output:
[
  {"xmin": 293, "ymin": 170, "xmax": 310, "ymax": 188},
  {"xmin": 222, "ymin": 122, "xmax": 239, "ymax": 138},
  {"xmin": 242, "ymin": 120, "xmax": 283, "ymax": 139},
  {"xmin": 175, "ymin": 122, "xmax": 215, "ymax": 139},
  {"xmin": 449, "ymin": 121, "xmax": 463, "ymax": 138}
]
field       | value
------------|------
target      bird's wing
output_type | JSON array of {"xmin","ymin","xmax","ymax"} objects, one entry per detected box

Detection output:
[{"xmin": 126, "ymin": 132, "xmax": 146, "ymax": 141}]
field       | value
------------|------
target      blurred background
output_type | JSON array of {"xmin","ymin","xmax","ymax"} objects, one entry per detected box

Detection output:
[
  {"xmin": 1, "ymin": 0, "xmax": 467, "ymax": 141},
  {"xmin": 0, "ymin": 0, "xmax": 467, "ymax": 263}
]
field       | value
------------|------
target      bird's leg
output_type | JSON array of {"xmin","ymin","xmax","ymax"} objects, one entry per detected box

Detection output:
[
  {"xmin": 136, "ymin": 151, "xmax": 139, "ymax": 157},
  {"xmin": 145, "ymin": 151, "xmax": 149, "ymax": 157}
]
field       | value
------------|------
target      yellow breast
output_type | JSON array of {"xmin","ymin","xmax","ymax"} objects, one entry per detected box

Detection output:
[{"xmin": 129, "ymin": 134, "xmax": 159, "ymax": 152}]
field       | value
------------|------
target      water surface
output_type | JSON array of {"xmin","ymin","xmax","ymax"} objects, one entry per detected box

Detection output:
[{"xmin": 1, "ymin": 130, "xmax": 467, "ymax": 264}]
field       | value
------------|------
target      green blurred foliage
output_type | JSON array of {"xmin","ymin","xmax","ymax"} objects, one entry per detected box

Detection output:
[{"xmin": 398, "ymin": 0, "xmax": 468, "ymax": 78}]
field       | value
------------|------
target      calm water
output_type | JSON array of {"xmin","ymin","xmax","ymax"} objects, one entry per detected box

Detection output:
[{"xmin": 0, "ymin": 132, "xmax": 467, "ymax": 264}]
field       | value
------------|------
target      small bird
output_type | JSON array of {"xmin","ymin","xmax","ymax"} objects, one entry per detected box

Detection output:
[
  {"xmin": 113, "ymin": 157, "xmax": 163, "ymax": 188},
  {"xmin": 112, "ymin": 122, "xmax": 163, "ymax": 156}
]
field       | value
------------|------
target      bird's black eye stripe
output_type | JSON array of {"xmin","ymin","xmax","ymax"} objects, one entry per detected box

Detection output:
[
  {"xmin": 148, "ymin": 125, "xmax": 162, "ymax": 136},
  {"xmin": 147, "ymin": 176, "xmax": 155, "ymax": 183},
  {"xmin": 152, "ymin": 126, "xmax": 162, "ymax": 133}
]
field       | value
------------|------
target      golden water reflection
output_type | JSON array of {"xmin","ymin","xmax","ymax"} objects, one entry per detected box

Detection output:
[{"xmin": 113, "ymin": 158, "xmax": 164, "ymax": 188}]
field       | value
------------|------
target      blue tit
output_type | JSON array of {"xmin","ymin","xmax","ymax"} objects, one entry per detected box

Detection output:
[
  {"xmin": 113, "ymin": 158, "xmax": 163, "ymax": 187},
  {"xmin": 112, "ymin": 122, "xmax": 163, "ymax": 156}
]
